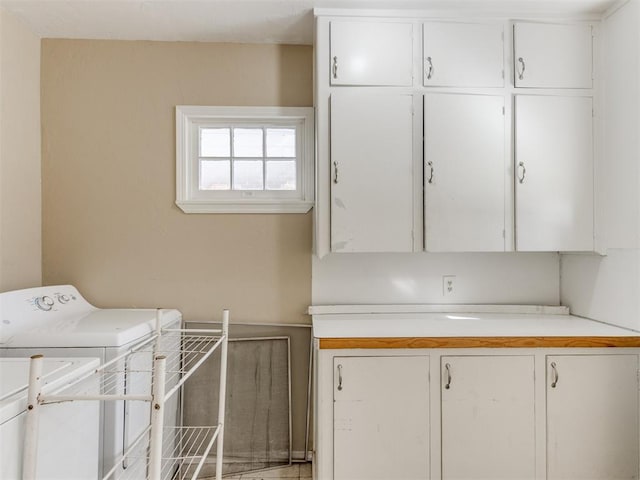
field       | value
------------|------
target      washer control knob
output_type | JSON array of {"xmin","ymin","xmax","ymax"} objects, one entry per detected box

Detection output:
[
  {"xmin": 57, "ymin": 294, "xmax": 70, "ymax": 304},
  {"xmin": 35, "ymin": 296, "xmax": 55, "ymax": 311}
]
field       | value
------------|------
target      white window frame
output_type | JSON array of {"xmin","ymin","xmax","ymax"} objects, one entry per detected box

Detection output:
[{"xmin": 176, "ymin": 105, "xmax": 314, "ymax": 213}]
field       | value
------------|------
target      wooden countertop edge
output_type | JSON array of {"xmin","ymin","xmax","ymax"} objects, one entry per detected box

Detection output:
[{"xmin": 318, "ymin": 336, "xmax": 640, "ymax": 349}]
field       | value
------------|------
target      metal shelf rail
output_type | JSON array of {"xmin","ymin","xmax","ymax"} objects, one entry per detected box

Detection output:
[{"xmin": 22, "ymin": 309, "xmax": 230, "ymax": 480}]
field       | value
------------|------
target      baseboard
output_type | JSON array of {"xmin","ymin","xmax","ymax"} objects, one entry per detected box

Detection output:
[{"xmin": 292, "ymin": 450, "xmax": 313, "ymax": 462}]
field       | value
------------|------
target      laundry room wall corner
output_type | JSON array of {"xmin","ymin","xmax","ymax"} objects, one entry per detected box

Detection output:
[{"xmin": 0, "ymin": 8, "xmax": 42, "ymax": 291}]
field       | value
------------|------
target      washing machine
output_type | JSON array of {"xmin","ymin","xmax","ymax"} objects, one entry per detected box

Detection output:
[
  {"xmin": 0, "ymin": 356, "xmax": 101, "ymax": 479},
  {"xmin": 0, "ymin": 285, "xmax": 182, "ymax": 478}
]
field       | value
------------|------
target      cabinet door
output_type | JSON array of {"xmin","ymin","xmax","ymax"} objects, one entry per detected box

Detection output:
[
  {"xmin": 514, "ymin": 22, "xmax": 593, "ymax": 88},
  {"xmin": 515, "ymin": 95, "xmax": 593, "ymax": 251},
  {"xmin": 333, "ymin": 356, "xmax": 430, "ymax": 480},
  {"xmin": 547, "ymin": 355, "xmax": 639, "ymax": 480},
  {"xmin": 424, "ymin": 93, "xmax": 505, "ymax": 252},
  {"xmin": 441, "ymin": 356, "xmax": 535, "ymax": 480},
  {"xmin": 330, "ymin": 21, "xmax": 413, "ymax": 86},
  {"xmin": 330, "ymin": 93, "xmax": 415, "ymax": 252},
  {"xmin": 423, "ymin": 22, "xmax": 504, "ymax": 87}
]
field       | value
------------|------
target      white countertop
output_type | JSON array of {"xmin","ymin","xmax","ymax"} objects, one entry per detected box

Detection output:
[{"xmin": 311, "ymin": 310, "xmax": 640, "ymax": 339}]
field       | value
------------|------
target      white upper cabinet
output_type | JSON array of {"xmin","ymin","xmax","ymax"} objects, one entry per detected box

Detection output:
[
  {"xmin": 424, "ymin": 93, "xmax": 506, "ymax": 251},
  {"xmin": 514, "ymin": 22, "xmax": 593, "ymax": 88},
  {"xmin": 515, "ymin": 95, "xmax": 594, "ymax": 251},
  {"xmin": 423, "ymin": 22, "xmax": 504, "ymax": 87},
  {"xmin": 330, "ymin": 92, "xmax": 416, "ymax": 253},
  {"xmin": 330, "ymin": 21, "xmax": 413, "ymax": 86},
  {"xmin": 315, "ymin": 12, "xmax": 598, "ymax": 255}
]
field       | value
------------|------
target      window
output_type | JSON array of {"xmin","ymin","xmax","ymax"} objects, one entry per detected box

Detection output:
[{"xmin": 176, "ymin": 106, "xmax": 314, "ymax": 213}]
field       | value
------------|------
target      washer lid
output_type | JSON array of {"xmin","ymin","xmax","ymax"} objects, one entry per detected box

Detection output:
[
  {"xmin": 0, "ymin": 308, "xmax": 182, "ymax": 348},
  {"xmin": 0, "ymin": 357, "xmax": 100, "ymax": 424}
]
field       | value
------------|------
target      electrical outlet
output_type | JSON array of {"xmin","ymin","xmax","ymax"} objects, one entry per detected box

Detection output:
[{"xmin": 443, "ymin": 275, "xmax": 456, "ymax": 297}]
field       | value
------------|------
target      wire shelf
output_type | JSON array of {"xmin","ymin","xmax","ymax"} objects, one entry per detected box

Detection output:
[
  {"xmin": 104, "ymin": 426, "xmax": 221, "ymax": 480},
  {"xmin": 25, "ymin": 310, "xmax": 230, "ymax": 480},
  {"xmin": 43, "ymin": 329, "xmax": 224, "ymax": 404}
]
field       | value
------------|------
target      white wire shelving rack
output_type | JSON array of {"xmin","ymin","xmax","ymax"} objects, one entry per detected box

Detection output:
[{"xmin": 22, "ymin": 309, "xmax": 230, "ymax": 480}]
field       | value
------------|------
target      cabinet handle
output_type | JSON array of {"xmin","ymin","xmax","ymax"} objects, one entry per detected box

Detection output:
[
  {"xmin": 333, "ymin": 161, "xmax": 339, "ymax": 184},
  {"xmin": 426, "ymin": 56, "xmax": 434, "ymax": 80},
  {"xmin": 550, "ymin": 362, "xmax": 559, "ymax": 388},
  {"xmin": 444, "ymin": 363, "xmax": 452, "ymax": 389},
  {"xmin": 427, "ymin": 161, "xmax": 434, "ymax": 184},
  {"xmin": 333, "ymin": 56, "xmax": 338, "ymax": 79},
  {"xmin": 517, "ymin": 57, "xmax": 526, "ymax": 80},
  {"xmin": 518, "ymin": 161, "xmax": 526, "ymax": 184},
  {"xmin": 337, "ymin": 364, "xmax": 343, "ymax": 391}
]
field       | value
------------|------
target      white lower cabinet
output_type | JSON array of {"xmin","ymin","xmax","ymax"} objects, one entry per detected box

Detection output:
[
  {"xmin": 318, "ymin": 350, "xmax": 640, "ymax": 480},
  {"xmin": 441, "ymin": 356, "xmax": 535, "ymax": 480},
  {"xmin": 333, "ymin": 356, "xmax": 430, "ymax": 480},
  {"xmin": 546, "ymin": 355, "xmax": 640, "ymax": 480}
]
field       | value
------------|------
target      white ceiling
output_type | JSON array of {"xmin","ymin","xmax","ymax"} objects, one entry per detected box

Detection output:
[{"xmin": 0, "ymin": 0, "xmax": 618, "ymax": 45}]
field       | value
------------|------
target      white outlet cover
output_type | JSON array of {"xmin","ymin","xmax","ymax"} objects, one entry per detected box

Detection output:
[{"xmin": 443, "ymin": 275, "xmax": 456, "ymax": 296}]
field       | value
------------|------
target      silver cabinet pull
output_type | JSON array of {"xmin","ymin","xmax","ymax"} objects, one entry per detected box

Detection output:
[
  {"xmin": 333, "ymin": 161, "xmax": 339, "ymax": 184},
  {"xmin": 518, "ymin": 161, "xmax": 526, "ymax": 184},
  {"xmin": 427, "ymin": 161, "xmax": 434, "ymax": 184},
  {"xmin": 551, "ymin": 362, "xmax": 559, "ymax": 388},
  {"xmin": 337, "ymin": 364, "xmax": 343, "ymax": 391},
  {"xmin": 444, "ymin": 363, "xmax": 452, "ymax": 389},
  {"xmin": 517, "ymin": 57, "xmax": 526, "ymax": 80},
  {"xmin": 426, "ymin": 56, "xmax": 433, "ymax": 80},
  {"xmin": 332, "ymin": 56, "xmax": 338, "ymax": 79}
]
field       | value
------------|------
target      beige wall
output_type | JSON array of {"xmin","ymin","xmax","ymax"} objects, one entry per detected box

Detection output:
[
  {"xmin": 41, "ymin": 40, "xmax": 313, "ymax": 456},
  {"xmin": 0, "ymin": 9, "xmax": 42, "ymax": 291},
  {"xmin": 41, "ymin": 39, "xmax": 312, "ymax": 324}
]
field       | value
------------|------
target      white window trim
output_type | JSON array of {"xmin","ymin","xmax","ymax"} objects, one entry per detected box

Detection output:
[{"xmin": 176, "ymin": 105, "xmax": 315, "ymax": 214}]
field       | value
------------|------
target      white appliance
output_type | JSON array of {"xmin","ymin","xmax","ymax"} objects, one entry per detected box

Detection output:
[
  {"xmin": 0, "ymin": 285, "xmax": 182, "ymax": 478},
  {"xmin": 0, "ymin": 356, "xmax": 100, "ymax": 479}
]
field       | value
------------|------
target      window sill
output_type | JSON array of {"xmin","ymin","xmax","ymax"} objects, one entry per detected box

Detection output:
[{"xmin": 176, "ymin": 200, "xmax": 314, "ymax": 214}]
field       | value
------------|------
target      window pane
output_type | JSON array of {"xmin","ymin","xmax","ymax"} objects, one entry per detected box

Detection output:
[
  {"xmin": 266, "ymin": 128, "xmax": 296, "ymax": 158},
  {"xmin": 200, "ymin": 160, "xmax": 230, "ymax": 190},
  {"xmin": 234, "ymin": 128, "xmax": 263, "ymax": 157},
  {"xmin": 266, "ymin": 161, "xmax": 296, "ymax": 190},
  {"xmin": 233, "ymin": 160, "xmax": 263, "ymax": 190},
  {"xmin": 200, "ymin": 128, "xmax": 230, "ymax": 157}
]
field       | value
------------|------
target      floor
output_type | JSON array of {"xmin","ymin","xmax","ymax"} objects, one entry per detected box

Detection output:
[{"xmin": 221, "ymin": 463, "xmax": 311, "ymax": 480}]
